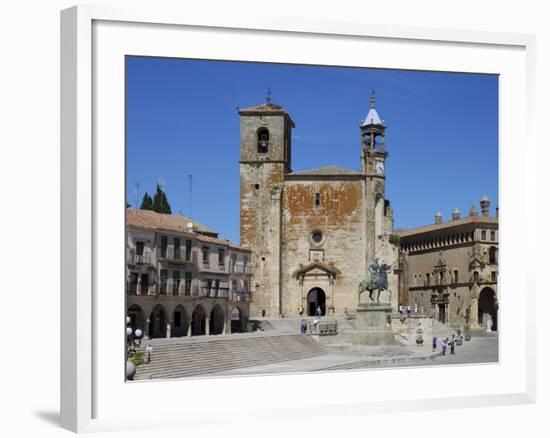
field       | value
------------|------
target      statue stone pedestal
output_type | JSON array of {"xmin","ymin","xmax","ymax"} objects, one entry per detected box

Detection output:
[{"xmin": 352, "ymin": 303, "xmax": 396, "ymax": 347}]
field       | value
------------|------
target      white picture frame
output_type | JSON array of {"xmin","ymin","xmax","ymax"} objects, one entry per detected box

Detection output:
[{"xmin": 60, "ymin": 5, "xmax": 536, "ymax": 433}]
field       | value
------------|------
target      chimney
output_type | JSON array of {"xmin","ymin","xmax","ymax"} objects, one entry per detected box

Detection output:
[
  {"xmin": 480, "ymin": 195, "xmax": 490, "ymax": 217},
  {"xmin": 452, "ymin": 208, "xmax": 460, "ymax": 220},
  {"xmin": 469, "ymin": 204, "xmax": 478, "ymax": 217},
  {"xmin": 435, "ymin": 212, "xmax": 442, "ymax": 224}
]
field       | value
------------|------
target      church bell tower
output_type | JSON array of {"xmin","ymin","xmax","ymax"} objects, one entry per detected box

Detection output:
[
  {"xmin": 238, "ymin": 96, "xmax": 294, "ymax": 318},
  {"xmin": 361, "ymin": 92, "xmax": 390, "ymax": 259}
]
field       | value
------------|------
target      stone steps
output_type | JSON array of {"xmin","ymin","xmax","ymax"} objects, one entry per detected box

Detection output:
[{"xmin": 134, "ymin": 333, "xmax": 327, "ymax": 380}]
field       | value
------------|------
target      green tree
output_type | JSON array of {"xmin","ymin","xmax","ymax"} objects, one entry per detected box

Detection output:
[
  {"xmin": 152, "ymin": 184, "xmax": 172, "ymax": 214},
  {"xmin": 140, "ymin": 192, "xmax": 154, "ymax": 210}
]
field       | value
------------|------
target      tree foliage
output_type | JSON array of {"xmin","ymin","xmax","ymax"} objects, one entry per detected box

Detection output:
[
  {"xmin": 140, "ymin": 192, "xmax": 153, "ymax": 210},
  {"xmin": 152, "ymin": 184, "xmax": 172, "ymax": 214}
]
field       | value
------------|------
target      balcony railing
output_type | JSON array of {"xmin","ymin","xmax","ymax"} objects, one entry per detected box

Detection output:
[
  {"xmin": 232, "ymin": 264, "xmax": 251, "ymax": 275},
  {"xmin": 133, "ymin": 253, "xmax": 152, "ymax": 264},
  {"xmin": 127, "ymin": 283, "xmax": 154, "ymax": 295},
  {"xmin": 127, "ymin": 250, "xmax": 153, "ymax": 265},
  {"xmin": 200, "ymin": 287, "xmax": 229, "ymax": 298},
  {"xmin": 157, "ymin": 247, "xmax": 194, "ymax": 262},
  {"xmin": 232, "ymin": 291, "xmax": 251, "ymax": 302}
]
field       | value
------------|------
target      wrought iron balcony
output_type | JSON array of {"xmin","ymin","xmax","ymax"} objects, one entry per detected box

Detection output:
[{"xmin": 200, "ymin": 287, "xmax": 229, "ymax": 298}]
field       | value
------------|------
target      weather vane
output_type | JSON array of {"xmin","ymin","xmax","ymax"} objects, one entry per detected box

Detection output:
[{"xmin": 266, "ymin": 86, "xmax": 272, "ymax": 104}]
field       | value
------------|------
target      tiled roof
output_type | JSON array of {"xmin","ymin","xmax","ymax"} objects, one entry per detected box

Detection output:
[
  {"xmin": 397, "ymin": 215, "xmax": 498, "ymax": 238},
  {"xmin": 361, "ymin": 107, "xmax": 383, "ymax": 126},
  {"xmin": 127, "ymin": 208, "xmax": 215, "ymax": 235},
  {"xmin": 194, "ymin": 234, "xmax": 251, "ymax": 252},
  {"xmin": 126, "ymin": 209, "xmax": 249, "ymax": 251},
  {"xmin": 288, "ymin": 165, "xmax": 362, "ymax": 176},
  {"xmin": 238, "ymin": 102, "xmax": 296, "ymax": 127},
  {"xmin": 238, "ymin": 103, "xmax": 286, "ymax": 113}
]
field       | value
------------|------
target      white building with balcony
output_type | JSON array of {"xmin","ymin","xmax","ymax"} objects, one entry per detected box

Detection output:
[{"xmin": 126, "ymin": 208, "xmax": 252, "ymax": 338}]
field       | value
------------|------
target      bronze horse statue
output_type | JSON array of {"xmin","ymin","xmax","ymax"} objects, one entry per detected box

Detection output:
[{"xmin": 358, "ymin": 257, "xmax": 392, "ymax": 304}]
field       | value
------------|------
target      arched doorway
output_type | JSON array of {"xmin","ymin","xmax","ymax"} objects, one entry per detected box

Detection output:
[
  {"xmin": 172, "ymin": 305, "xmax": 189, "ymax": 337},
  {"xmin": 210, "ymin": 304, "xmax": 225, "ymax": 335},
  {"xmin": 127, "ymin": 304, "xmax": 144, "ymax": 332},
  {"xmin": 230, "ymin": 306, "xmax": 242, "ymax": 333},
  {"xmin": 307, "ymin": 288, "xmax": 326, "ymax": 316},
  {"xmin": 478, "ymin": 287, "xmax": 498, "ymax": 331},
  {"xmin": 191, "ymin": 305, "xmax": 207, "ymax": 336},
  {"xmin": 149, "ymin": 305, "xmax": 166, "ymax": 338}
]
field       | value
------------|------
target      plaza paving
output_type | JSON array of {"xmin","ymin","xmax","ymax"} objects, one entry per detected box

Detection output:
[
  {"xmin": 133, "ymin": 324, "xmax": 498, "ymax": 380},
  {"xmin": 207, "ymin": 330, "xmax": 498, "ymax": 377}
]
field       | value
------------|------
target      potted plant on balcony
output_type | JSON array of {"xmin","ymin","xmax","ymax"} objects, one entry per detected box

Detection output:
[{"xmin": 463, "ymin": 323, "xmax": 472, "ymax": 341}]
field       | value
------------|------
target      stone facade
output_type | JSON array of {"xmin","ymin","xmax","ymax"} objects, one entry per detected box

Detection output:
[
  {"xmin": 239, "ymin": 96, "xmax": 399, "ymax": 318},
  {"xmin": 126, "ymin": 209, "xmax": 252, "ymax": 338},
  {"xmin": 397, "ymin": 200, "xmax": 499, "ymax": 330}
]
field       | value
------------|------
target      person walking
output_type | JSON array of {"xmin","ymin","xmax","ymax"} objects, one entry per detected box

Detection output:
[
  {"xmin": 313, "ymin": 317, "xmax": 319, "ymax": 333},
  {"xmin": 450, "ymin": 335, "xmax": 456, "ymax": 354},
  {"xmin": 432, "ymin": 336, "xmax": 437, "ymax": 352},
  {"xmin": 145, "ymin": 343, "xmax": 153, "ymax": 363},
  {"xmin": 441, "ymin": 339, "xmax": 447, "ymax": 356},
  {"xmin": 316, "ymin": 305, "xmax": 322, "ymax": 319}
]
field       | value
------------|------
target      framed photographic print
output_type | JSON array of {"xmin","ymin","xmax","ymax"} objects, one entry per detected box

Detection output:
[{"xmin": 61, "ymin": 5, "xmax": 536, "ymax": 433}]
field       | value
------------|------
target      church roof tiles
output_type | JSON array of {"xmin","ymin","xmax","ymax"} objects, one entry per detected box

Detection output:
[{"xmin": 287, "ymin": 165, "xmax": 361, "ymax": 176}]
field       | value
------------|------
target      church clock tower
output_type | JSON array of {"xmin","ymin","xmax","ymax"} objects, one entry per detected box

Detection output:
[{"xmin": 361, "ymin": 93, "xmax": 390, "ymax": 260}]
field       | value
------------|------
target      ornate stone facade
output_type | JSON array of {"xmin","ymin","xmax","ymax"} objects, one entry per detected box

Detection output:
[
  {"xmin": 397, "ymin": 200, "xmax": 499, "ymax": 330},
  {"xmin": 239, "ymin": 96, "xmax": 399, "ymax": 318}
]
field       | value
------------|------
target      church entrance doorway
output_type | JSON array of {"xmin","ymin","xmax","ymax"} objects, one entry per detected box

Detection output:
[
  {"xmin": 438, "ymin": 304, "xmax": 446, "ymax": 324},
  {"xmin": 478, "ymin": 287, "xmax": 498, "ymax": 331},
  {"xmin": 307, "ymin": 288, "xmax": 326, "ymax": 316}
]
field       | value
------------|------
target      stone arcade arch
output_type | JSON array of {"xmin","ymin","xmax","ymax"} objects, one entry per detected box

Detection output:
[
  {"xmin": 149, "ymin": 305, "xmax": 167, "ymax": 338},
  {"xmin": 210, "ymin": 304, "xmax": 225, "ymax": 335},
  {"xmin": 307, "ymin": 287, "xmax": 326, "ymax": 316},
  {"xmin": 127, "ymin": 304, "xmax": 144, "ymax": 332},
  {"xmin": 230, "ymin": 306, "xmax": 243, "ymax": 333},
  {"xmin": 172, "ymin": 305, "xmax": 189, "ymax": 337},
  {"xmin": 478, "ymin": 287, "xmax": 498, "ymax": 331},
  {"xmin": 191, "ymin": 305, "xmax": 207, "ymax": 336}
]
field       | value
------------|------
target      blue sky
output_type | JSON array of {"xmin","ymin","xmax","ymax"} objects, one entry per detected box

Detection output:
[{"xmin": 126, "ymin": 57, "xmax": 498, "ymax": 244}]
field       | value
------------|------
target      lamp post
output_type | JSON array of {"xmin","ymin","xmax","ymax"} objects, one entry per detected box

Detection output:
[{"xmin": 126, "ymin": 316, "xmax": 144, "ymax": 380}]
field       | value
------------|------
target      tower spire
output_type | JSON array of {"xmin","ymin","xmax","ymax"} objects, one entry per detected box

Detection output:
[{"xmin": 370, "ymin": 88, "xmax": 376, "ymax": 108}]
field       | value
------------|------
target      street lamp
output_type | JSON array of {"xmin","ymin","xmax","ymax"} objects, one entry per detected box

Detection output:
[{"xmin": 126, "ymin": 316, "xmax": 144, "ymax": 380}]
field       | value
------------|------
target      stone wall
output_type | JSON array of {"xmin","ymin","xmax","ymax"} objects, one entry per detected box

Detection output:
[
  {"xmin": 281, "ymin": 178, "xmax": 367, "ymax": 315},
  {"xmin": 239, "ymin": 113, "xmax": 290, "ymax": 318}
]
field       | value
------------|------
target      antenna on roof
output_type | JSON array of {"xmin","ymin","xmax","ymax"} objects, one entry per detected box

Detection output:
[
  {"xmin": 133, "ymin": 180, "xmax": 140, "ymax": 209},
  {"xmin": 188, "ymin": 174, "xmax": 193, "ymax": 218},
  {"xmin": 266, "ymin": 86, "xmax": 272, "ymax": 104},
  {"xmin": 157, "ymin": 178, "xmax": 166, "ymax": 192}
]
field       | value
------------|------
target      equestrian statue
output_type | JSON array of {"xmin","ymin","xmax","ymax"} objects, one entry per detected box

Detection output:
[{"xmin": 358, "ymin": 257, "xmax": 392, "ymax": 304}]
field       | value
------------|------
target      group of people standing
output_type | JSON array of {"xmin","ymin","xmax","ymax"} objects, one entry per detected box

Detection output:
[
  {"xmin": 299, "ymin": 305, "xmax": 323, "ymax": 334},
  {"xmin": 432, "ymin": 334, "xmax": 462, "ymax": 356}
]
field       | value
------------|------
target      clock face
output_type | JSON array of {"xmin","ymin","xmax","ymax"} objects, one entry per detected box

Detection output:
[{"xmin": 375, "ymin": 162, "xmax": 384, "ymax": 175}]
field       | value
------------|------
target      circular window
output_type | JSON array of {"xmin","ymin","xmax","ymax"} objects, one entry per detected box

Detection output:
[{"xmin": 311, "ymin": 230, "xmax": 323, "ymax": 244}]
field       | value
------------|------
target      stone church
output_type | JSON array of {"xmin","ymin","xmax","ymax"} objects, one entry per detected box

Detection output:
[{"xmin": 239, "ymin": 95, "xmax": 399, "ymax": 318}]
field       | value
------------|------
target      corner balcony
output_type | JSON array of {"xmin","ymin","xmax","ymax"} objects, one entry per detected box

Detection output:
[{"xmin": 231, "ymin": 291, "xmax": 251, "ymax": 302}]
